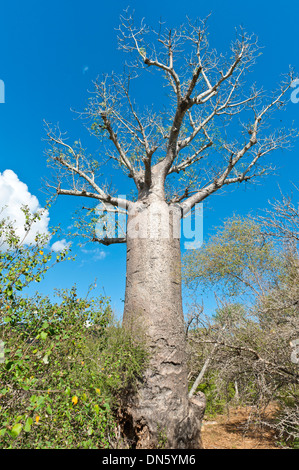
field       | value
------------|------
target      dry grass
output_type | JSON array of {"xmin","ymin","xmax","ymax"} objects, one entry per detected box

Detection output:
[{"xmin": 201, "ymin": 405, "xmax": 279, "ymax": 449}]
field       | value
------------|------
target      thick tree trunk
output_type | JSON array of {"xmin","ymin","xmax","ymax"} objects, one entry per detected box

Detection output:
[{"xmin": 121, "ymin": 199, "xmax": 205, "ymax": 448}]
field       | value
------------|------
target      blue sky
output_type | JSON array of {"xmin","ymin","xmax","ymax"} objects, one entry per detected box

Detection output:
[{"xmin": 0, "ymin": 0, "xmax": 298, "ymax": 318}]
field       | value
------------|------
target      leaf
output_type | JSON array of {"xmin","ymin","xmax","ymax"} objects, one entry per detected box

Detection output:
[
  {"xmin": 6, "ymin": 286, "xmax": 13, "ymax": 297},
  {"xmin": 36, "ymin": 396, "xmax": 45, "ymax": 407},
  {"xmin": 11, "ymin": 423, "xmax": 22, "ymax": 438},
  {"xmin": 30, "ymin": 395, "xmax": 37, "ymax": 404},
  {"xmin": 24, "ymin": 417, "xmax": 33, "ymax": 432},
  {"xmin": 72, "ymin": 396, "xmax": 78, "ymax": 405},
  {"xmin": 139, "ymin": 47, "xmax": 146, "ymax": 57}
]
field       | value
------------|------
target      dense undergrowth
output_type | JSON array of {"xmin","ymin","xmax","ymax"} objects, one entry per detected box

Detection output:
[{"xmin": 0, "ymin": 207, "xmax": 147, "ymax": 449}]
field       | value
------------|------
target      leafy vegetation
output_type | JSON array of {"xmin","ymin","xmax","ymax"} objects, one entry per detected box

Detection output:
[
  {"xmin": 0, "ymin": 205, "xmax": 68, "ymax": 302},
  {"xmin": 0, "ymin": 208, "xmax": 148, "ymax": 449},
  {"xmin": 184, "ymin": 205, "xmax": 299, "ymax": 447}
]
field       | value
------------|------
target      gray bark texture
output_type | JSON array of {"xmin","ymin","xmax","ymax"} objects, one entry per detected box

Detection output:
[{"xmin": 121, "ymin": 200, "xmax": 206, "ymax": 448}]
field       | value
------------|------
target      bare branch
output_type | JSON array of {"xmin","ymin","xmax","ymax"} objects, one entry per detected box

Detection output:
[
  {"xmin": 45, "ymin": 122, "xmax": 131, "ymax": 209},
  {"xmin": 179, "ymin": 75, "xmax": 296, "ymax": 211},
  {"xmin": 92, "ymin": 235, "xmax": 127, "ymax": 246}
]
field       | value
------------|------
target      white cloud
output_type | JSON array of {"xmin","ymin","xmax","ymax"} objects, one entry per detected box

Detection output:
[
  {"xmin": 81, "ymin": 247, "xmax": 107, "ymax": 261},
  {"xmin": 93, "ymin": 250, "xmax": 106, "ymax": 261},
  {"xmin": 0, "ymin": 169, "xmax": 50, "ymax": 246},
  {"xmin": 51, "ymin": 239, "xmax": 70, "ymax": 252}
]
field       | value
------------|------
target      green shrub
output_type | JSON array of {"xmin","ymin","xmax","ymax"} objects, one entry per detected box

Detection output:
[
  {"xmin": 193, "ymin": 372, "xmax": 235, "ymax": 417},
  {"xmin": 0, "ymin": 206, "xmax": 148, "ymax": 448},
  {"xmin": 0, "ymin": 205, "xmax": 69, "ymax": 304},
  {"xmin": 0, "ymin": 288, "xmax": 147, "ymax": 448}
]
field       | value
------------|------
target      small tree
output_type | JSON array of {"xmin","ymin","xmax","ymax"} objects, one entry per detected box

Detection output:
[
  {"xmin": 0, "ymin": 205, "xmax": 67, "ymax": 306},
  {"xmin": 184, "ymin": 213, "xmax": 299, "ymax": 445},
  {"xmin": 183, "ymin": 215, "xmax": 282, "ymax": 300},
  {"xmin": 45, "ymin": 12, "xmax": 296, "ymax": 448}
]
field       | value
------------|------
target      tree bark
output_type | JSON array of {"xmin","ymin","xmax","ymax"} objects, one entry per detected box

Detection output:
[{"xmin": 121, "ymin": 199, "xmax": 205, "ymax": 448}]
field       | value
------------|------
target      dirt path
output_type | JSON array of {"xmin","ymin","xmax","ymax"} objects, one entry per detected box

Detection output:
[{"xmin": 201, "ymin": 406, "xmax": 279, "ymax": 449}]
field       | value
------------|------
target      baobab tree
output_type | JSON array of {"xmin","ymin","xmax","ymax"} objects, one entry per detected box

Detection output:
[{"xmin": 45, "ymin": 13, "xmax": 296, "ymax": 448}]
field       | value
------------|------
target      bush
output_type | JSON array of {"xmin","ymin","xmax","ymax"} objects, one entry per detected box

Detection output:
[
  {"xmin": 0, "ymin": 205, "xmax": 68, "ymax": 303},
  {"xmin": 185, "ymin": 210, "xmax": 299, "ymax": 446},
  {"xmin": 0, "ymin": 288, "xmax": 148, "ymax": 449},
  {"xmin": 193, "ymin": 373, "xmax": 235, "ymax": 417}
]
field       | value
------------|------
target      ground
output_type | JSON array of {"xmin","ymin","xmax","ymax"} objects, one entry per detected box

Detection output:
[{"xmin": 201, "ymin": 406, "xmax": 279, "ymax": 449}]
